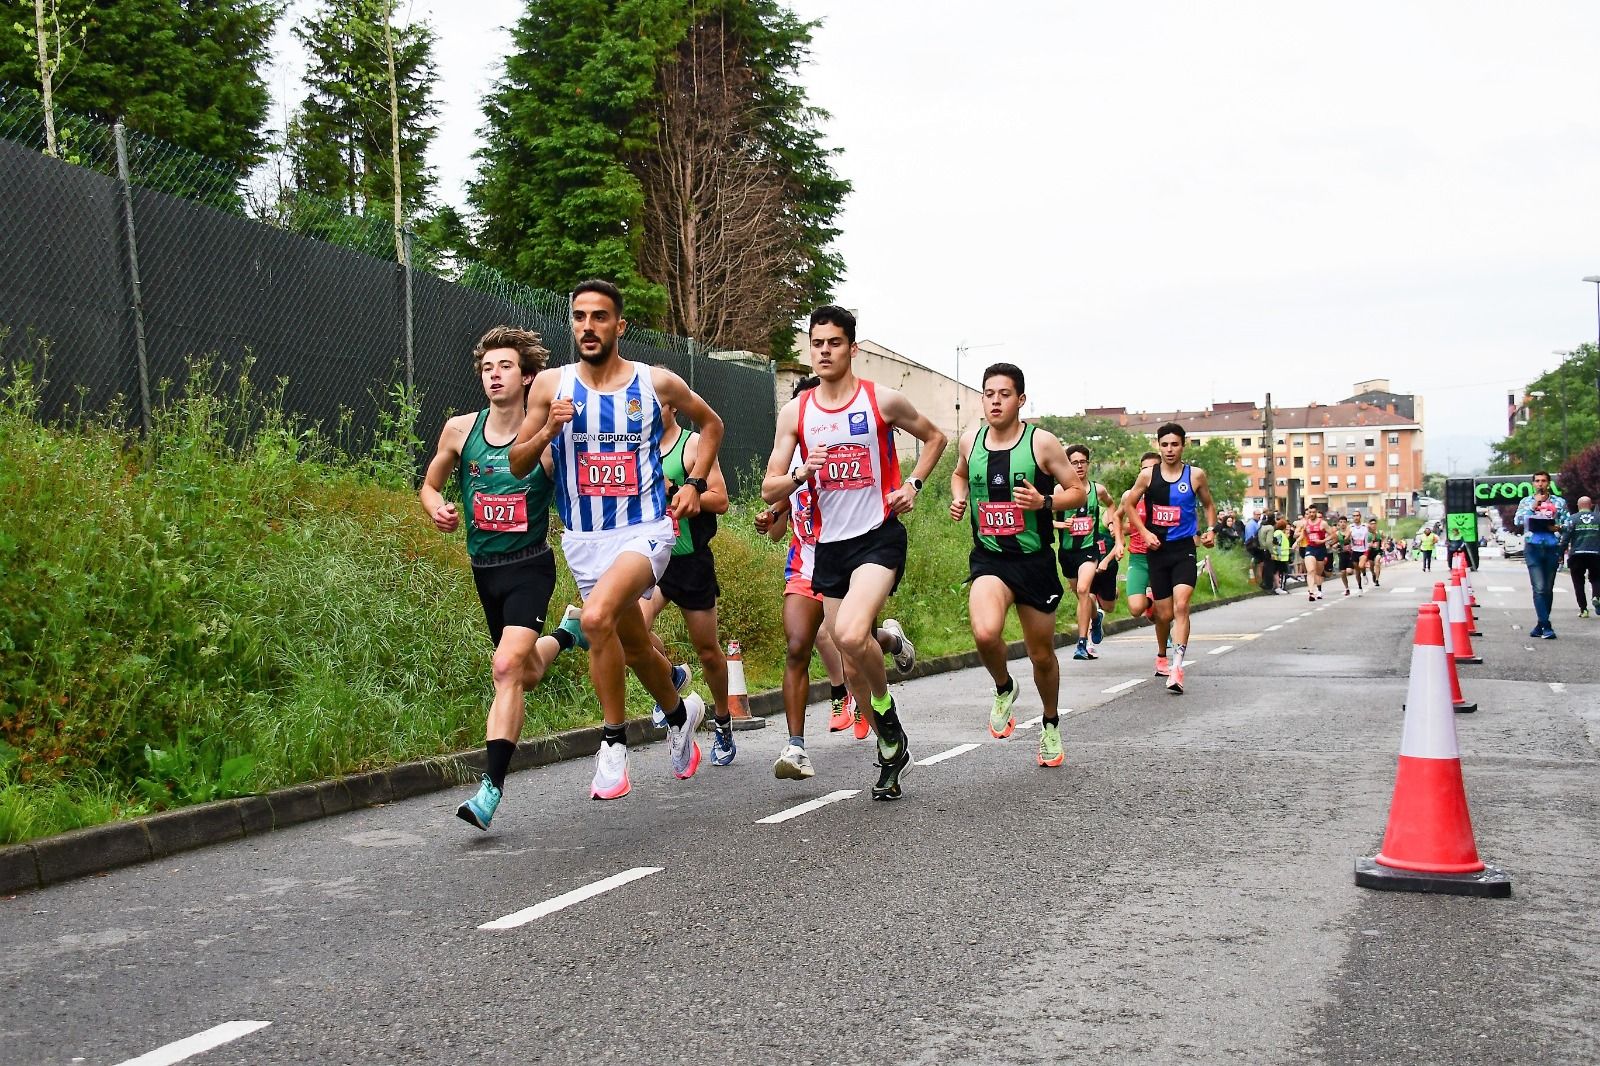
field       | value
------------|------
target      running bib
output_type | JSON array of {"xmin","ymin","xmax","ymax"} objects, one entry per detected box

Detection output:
[
  {"xmin": 818, "ymin": 444, "xmax": 873, "ymax": 491},
  {"xmin": 577, "ymin": 452, "xmax": 639, "ymax": 497},
  {"xmin": 794, "ymin": 507, "xmax": 818, "ymax": 544},
  {"xmin": 1151, "ymin": 504, "xmax": 1181, "ymax": 527},
  {"xmin": 977, "ymin": 501, "xmax": 1024, "ymax": 536},
  {"xmin": 1067, "ymin": 515, "xmax": 1094, "ymax": 537},
  {"xmin": 472, "ymin": 492, "xmax": 528, "ymax": 533}
]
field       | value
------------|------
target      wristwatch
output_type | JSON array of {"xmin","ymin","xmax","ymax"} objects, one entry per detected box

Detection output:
[
  {"xmin": 791, "ymin": 467, "xmax": 807, "ymax": 485},
  {"xmin": 909, "ymin": 477, "xmax": 924, "ymax": 492},
  {"xmin": 683, "ymin": 476, "xmax": 708, "ymax": 494}
]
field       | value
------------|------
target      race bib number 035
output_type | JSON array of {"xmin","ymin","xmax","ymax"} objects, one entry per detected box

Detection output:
[
  {"xmin": 473, "ymin": 492, "xmax": 528, "ymax": 532},
  {"xmin": 577, "ymin": 452, "xmax": 639, "ymax": 497},
  {"xmin": 818, "ymin": 443, "xmax": 873, "ymax": 491},
  {"xmin": 1067, "ymin": 515, "xmax": 1093, "ymax": 537},
  {"xmin": 978, "ymin": 501, "xmax": 1024, "ymax": 537},
  {"xmin": 1151, "ymin": 504, "xmax": 1181, "ymax": 527}
]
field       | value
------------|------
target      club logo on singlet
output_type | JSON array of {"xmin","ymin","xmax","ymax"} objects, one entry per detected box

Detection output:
[{"xmin": 849, "ymin": 411, "xmax": 869, "ymax": 435}]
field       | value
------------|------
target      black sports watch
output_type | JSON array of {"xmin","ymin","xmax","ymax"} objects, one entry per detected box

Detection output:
[{"xmin": 683, "ymin": 476, "xmax": 709, "ymax": 494}]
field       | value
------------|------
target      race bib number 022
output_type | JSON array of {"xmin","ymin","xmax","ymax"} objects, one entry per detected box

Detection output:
[
  {"xmin": 818, "ymin": 443, "xmax": 873, "ymax": 491},
  {"xmin": 577, "ymin": 452, "xmax": 639, "ymax": 497}
]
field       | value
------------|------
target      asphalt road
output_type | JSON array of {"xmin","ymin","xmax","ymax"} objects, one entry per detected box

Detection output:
[{"xmin": 3, "ymin": 556, "xmax": 1597, "ymax": 1066}]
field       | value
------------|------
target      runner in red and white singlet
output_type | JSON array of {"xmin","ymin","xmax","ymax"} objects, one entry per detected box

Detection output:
[
  {"xmin": 1302, "ymin": 507, "xmax": 1330, "ymax": 601},
  {"xmin": 762, "ymin": 306, "xmax": 947, "ymax": 799},
  {"xmin": 1120, "ymin": 453, "xmax": 1163, "ymax": 671}
]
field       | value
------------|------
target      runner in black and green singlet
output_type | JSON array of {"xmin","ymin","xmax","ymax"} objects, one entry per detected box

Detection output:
[
  {"xmin": 1055, "ymin": 446, "xmax": 1124, "ymax": 662},
  {"xmin": 420, "ymin": 326, "xmax": 587, "ymax": 832},
  {"xmin": 950, "ymin": 363, "xmax": 1085, "ymax": 766}
]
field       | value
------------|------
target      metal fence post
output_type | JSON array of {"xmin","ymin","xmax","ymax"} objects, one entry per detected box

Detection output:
[
  {"xmin": 112, "ymin": 121, "xmax": 152, "ymax": 435},
  {"xmin": 687, "ymin": 336, "xmax": 697, "ymax": 392},
  {"xmin": 401, "ymin": 229, "xmax": 415, "ymax": 393}
]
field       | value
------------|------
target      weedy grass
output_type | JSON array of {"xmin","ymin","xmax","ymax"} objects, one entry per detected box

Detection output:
[{"xmin": 0, "ymin": 349, "xmax": 1259, "ymax": 844}]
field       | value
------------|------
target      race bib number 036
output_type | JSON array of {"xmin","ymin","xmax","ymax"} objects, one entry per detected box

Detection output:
[
  {"xmin": 978, "ymin": 501, "xmax": 1024, "ymax": 537},
  {"xmin": 1151, "ymin": 504, "xmax": 1181, "ymax": 527},
  {"xmin": 818, "ymin": 443, "xmax": 873, "ymax": 491},
  {"xmin": 577, "ymin": 452, "xmax": 639, "ymax": 497},
  {"xmin": 473, "ymin": 492, "xmax": 528, "ymax": 533}
]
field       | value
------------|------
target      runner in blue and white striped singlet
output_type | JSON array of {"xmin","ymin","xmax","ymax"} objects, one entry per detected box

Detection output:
[{"xmin": 550, "ymin": 360, "xmax": 670, "ymax": 533}]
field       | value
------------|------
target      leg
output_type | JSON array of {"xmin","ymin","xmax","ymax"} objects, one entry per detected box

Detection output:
[
  {"xmin": 680, "ymin": 606, "xmax": 729, "ymax": 718},
  {"xmin": 1587, "ymin": 558, "xmax": 1600, "ymax": 611},
  {"xmin": 1170, "ymin": 584, "xmax": 1196, "ymax": 651},
  {"xmin": 1074, "ymin": 562, "xmax": 1097, "ymax": 644},
  {"xmin": 1569, "ymin": 557, "xmax": 1589, "ymax": 614},
  {"xmin": 782, "ymin": 593, "xmax": 825, "ymax": 738},
  {"xmin": 824, "ymin": 565, "xmax": 897, "ymax": 733},
  {"xmin": 1017, "ymin": 604, "xmax": 1060, "ymax": 717},
  {"xmin": 1152, "ymin": 597, "xmax": 1174, "ymax": 650},
  {"xmin": 581, "ymin": 554, "xmax": 677, "ymax": 727},
  {"xmin": 968, "ymin": 576, "xmax": 1015, "ymax": 687},
  {"xmin": 815, "ymin": 615, "xmax": 846, "ymax": 684}
]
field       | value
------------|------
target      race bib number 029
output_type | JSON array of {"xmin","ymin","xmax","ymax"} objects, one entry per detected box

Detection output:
[
  {"xmin": 818, "ymin": 443, "xmax": 873, "ymax": 491},
  {"xmin": 977, "ymin": 501, "xmax": 1024, "ymax": 537},
  {"xmin": 473, "ymin": 492, "xmax": 528, "ymax": 532},
  {"xmin": 577, "ymin": 452, "xmax": 639, "ymax": 497},
  {"xmin": 1151, "ymin": 504, "xmax": 1181, "ymax": 527}
]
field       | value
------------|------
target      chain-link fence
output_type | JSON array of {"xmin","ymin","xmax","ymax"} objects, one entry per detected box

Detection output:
[{"xmin": 0, "ymin": 84, "xmax": 779, "ymax": 491}]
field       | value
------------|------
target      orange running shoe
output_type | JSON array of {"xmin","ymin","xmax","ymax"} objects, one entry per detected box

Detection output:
[
  {"xmin": 851, "ymin": 696, "xmax": 869, "ymax": 740},
  {"xmin": 827, "ymin": 693, "xmax": 852, "ymax": 732}
]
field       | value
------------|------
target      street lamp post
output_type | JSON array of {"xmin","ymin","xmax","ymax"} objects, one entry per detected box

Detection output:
[{"xmin": 1584, "ymin": 277, "xmax": 1600, "ymax": 424}]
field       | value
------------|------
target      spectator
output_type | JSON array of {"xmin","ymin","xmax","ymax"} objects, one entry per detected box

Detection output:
[
  {"xmin": 1269, "ymin": 516, "xmax": 1292, "ymax": 594},
  {"xmin": 1513, "ymin": 470, "xmax": 1569, "ymax": 638},
  {"xmin": 1560, "ymin": 495, "xmax": 1600, "ymax": 619},
  {"xmin": 1243, "ymin": 509, "xmax": 1264, "ymax": 584},
  {"xmin": 1256, "ymin": 511, "xmax": 1277, "ymax": 590}
]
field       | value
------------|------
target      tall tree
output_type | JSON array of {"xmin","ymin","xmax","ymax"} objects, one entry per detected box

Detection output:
[
  {"xmin": 1490, "ymin": 343, "xmax": 1600, "ymax": 474},
  {"xmin": 0, "ymin": 0, "xmax": 280, "ymax": 175},
  {"xmin": 287, "ymin": 0, "xmax": 438, "ymax": 228},
  {"xmin": 472, "ymin": 0, "xmax": 683, "ymax": 325}
]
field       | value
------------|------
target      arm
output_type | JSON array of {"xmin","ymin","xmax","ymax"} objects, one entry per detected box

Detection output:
[
  {"xmin": 761, "ymin": 398, "xmax": 824, "ymax": 505},
  {"xmin": 680, "ymin": 433, "xmax": 729, "ymax": 516},
  {"xmin": 1512, "ymin": 496, "xmax": 1530, "ymax": 532},
  {"xmin": 418, "ymin": 415, "xmax": 473, "ymax": 532},
  {"xmin": 1122, "ymin": 468, "xmax": 1158, "ymax": 550},
  {"xmin": 509, "ymin": 369, "xmax": 568, "ymax": 479},
  {"xmin": 1098, "ymin": 482, "xmax": 1124, "ymax": 564},
  {"xmin": 754, "ymin": 496, "xmax": 790, "ymax": 540},
  {"xmin": 1032, "ymin": 430, "xmax": 1086, "ymax": 519},
  {"xmin": 949, "ymin": 426, "xmax": 976, "ymax": 522},
  {"xmin": 1194, "ymin": 468, "xmax": 1216, "ymax": 548},
  {"xmin": 876, "ymin": 386, "xmax": 947, "ymax": 515},
  {"xmin": 651, "ymin": 369, "xmax": 724, "ymax": 519}
]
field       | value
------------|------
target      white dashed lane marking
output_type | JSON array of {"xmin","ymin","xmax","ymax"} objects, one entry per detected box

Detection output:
[
  {"xmin": 113, "ymin": 1022, "xmax": 272, "ymax": 1066},
  {"xmin": 1265, "ymin": 624, "xmax": 1283, "ymax": 631},
  {"xmin": 1102, "ymin": 678, "xmax": 1146, "ymax": 694},
  {"xmin": 756, "ymin": 790, "xmax": 860, "ymax": 825},
  {"xmin": 1550, "ymin": 682, "xmax": 1567, "ymax": 694},
  {"xmin": 1208, "ymin": 645, "xmax": 1234, "ymax": 656},
  {"xmin": 480, "ymin": 867, "xmax": 663, "ymax": 928},
  {"xmin": 1018, "ymin": 715, "xmax": 1043, "ymax": 730},
  {"xmin": 916, "ymin": 742, "xmax": 982, "ymax": 767}
]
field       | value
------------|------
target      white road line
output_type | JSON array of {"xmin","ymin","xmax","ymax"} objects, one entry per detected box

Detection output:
[
  {"xmin": 1265, "ymin": 624, "xmax": 1283, "ymax": 631},
  {"xmin": 1549, "ymin": 682, "xmax": 1567, "ymax": 694},
  {"xmin": 113, "ymin": 1022, "xmax": 272, "ymax": 1066},
  {"xmin": 1208, "ymin": 645, "xmax": 1234, "ymax": 656},
  {"xmin": 1102, "ymin": 678, "xmax": 1146, "ymax": 694},
  {"xmin": 756, "ymin": 790, "xmax": 859, "ymax": 825},
  {"xmin": 1388, "ymin": 587, "xmax": 1417, "ymax": 594},
  {"xmin": 1284, "ymin": 617, "xmax": 1299, "ymax": 624},
  {"xmin": 916, "ymin": 743, "xmax": 982, "ymax": 767},
  {"xmin": 480, "ymin": 867, "xmax": 663, "ymax": 929},
  {"xmin": 1019, "ymin": 715, "xmax": 1043, "ymax": 729},
  {"xmin": 1489, "ymin": 586, "xmax": 1514, "ymax": 593}
]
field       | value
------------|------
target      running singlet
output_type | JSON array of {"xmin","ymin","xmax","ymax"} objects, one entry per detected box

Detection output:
[
  {"xmin": 659, "ymin": 427, "xmax": 716, "ymax": 557},
  {"xmin": 968, "ymin": 423, "xmax": 1054, "ymax": 555},
  {"xmin": 1305, "ymin": 520, "xmax": 1328, "ymax": 548},
  {"xmin": 459, "ymin": 408, "xmax": 554, "ymax": 557},
  {"xmin": 797, "ymin": 380, "xmax": 900, "ymax": 544},
  {"xmin": 1350, "ymin": 524, "xmax": 1369, "ymax": 552},
  {"xmin": 550, "ymin": 361, "xmax": 669, "ymax": 533},
  {"xmin": 1128, "ymin": 499, "xmax": 1148, "ymax": 554},
  {"xmin": 1145, "ymin": 464, "xmax": 1198, "ymax": 541},
  {"xmin": 1058, "ymin": 479, "xmax": 1103, "ymax": 553},
  {"xmin": 785, "ymin": 446, "xmax": 818, "ymax": 582}
]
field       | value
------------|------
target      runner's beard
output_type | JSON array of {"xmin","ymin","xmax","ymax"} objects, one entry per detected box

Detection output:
[{"xmin": 578, "ymin": 337, "xmax": 616, "ymax": 365}]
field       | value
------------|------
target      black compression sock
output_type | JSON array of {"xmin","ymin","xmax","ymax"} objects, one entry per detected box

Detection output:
[
  {"xmin": 996, "ymin": 677, "xmax": 1015, "ymax": 696},
  {"xmin": 877, "ymin": 702, "xmax": 902, "ymax": 742},
  {"xmin": 665, "ymin": 700, "xmax": 688, "ymax": 728},
  {"xmin": 1042, "ymin": 714, "xmax": 1060, "ymax": 729},
  {"xmin": 552, "ymin": 628, "xmax": 576, "ymax": 651},
  {"xmin": 486, "ymin": 738, "xmax": 516, "ymax": 791},
  {"xmin": 602, "ymin": 724, "xmax": 627, "ymax": 747},
  {"xmin": 713, "ymin": 713, "xmax": 732, "ymax": 732},
  {"xmin": 831, "ymin": 683, "xmax": 848, "ymax": 702}
]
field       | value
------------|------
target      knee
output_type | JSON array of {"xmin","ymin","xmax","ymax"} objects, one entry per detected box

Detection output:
[
  {"xmin": 972, "ymin": 619, "xmax": 1005, "ymax": 649},
  {"xmin": 1027, "ymin": 646, "xmax": 1057, "ymax": 671},
  {"xmin": 834, "ymin": 623, "xmax": 873, "ymax": 660},
  {"xmin": 785, "ymin": 635, "xmax": 812, "ymax": 667},
  {"xmin": 580, "ymin": 603, "xmax": 616, "ymax": 641},
  {"xmin": 492, "ymin": 649, "xmax": 524, "ymax": 688},
  {"xmin": 696, "ymin": 639, "xmax": 725, "ymax": 670}
]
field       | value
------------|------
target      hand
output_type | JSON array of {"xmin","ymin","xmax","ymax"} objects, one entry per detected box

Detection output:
[
  {"xmin": 544, "ymin": 397, "xmax": 575, "ymax": 434},
  {"xmin": 1199, "ymin": 530, "xmax": 1216, "ymax": 549},
  {"xmin": 754, "ymin": 508, "xmax": 775, "ymax": 534},
  {"xmin": 950, "ymin": 497, "xmax": 968, "ymax": 521},
  {"xmin": 797, "ymin": 448, "xmax": 829, "ymax": 483},
  {"xmin": 886, "ymin": 482, "xmax": 918, "ymax": 516},
  {"xmin": 1145, "ymin": 534, "xmax": 1162, "ymax": 552},
  {"xmin": 431, "ymin": 501, "xmax": 459, "ymax": 533},
  {"xmin": 1012, "ymin": 478, "xmax": 1046, "ymax": 511},
  {"xmin": 670, "ymin": 483, "xmax": 702, "ymax": 521}
]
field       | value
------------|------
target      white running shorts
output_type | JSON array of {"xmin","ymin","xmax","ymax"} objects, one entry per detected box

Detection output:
[{"xmin": 562, "ymin": 518, "xmax": 676, "ymax": 601}]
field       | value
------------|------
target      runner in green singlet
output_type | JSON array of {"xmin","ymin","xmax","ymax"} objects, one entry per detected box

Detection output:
[{"xmin": 1055, "ymin": 446, "xmax": 1123, "ymax": 661}]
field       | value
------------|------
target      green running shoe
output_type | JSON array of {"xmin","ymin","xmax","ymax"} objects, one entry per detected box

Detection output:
[
  {"xmin": 872, "ymin": 734, "xmax": 912, "ymax": 800},
  {"xmin": 1037, "ymin": 722, "xmax": 1064, "ymax": 767},
  {"xmin": 989, "ymin": 682, "xmax": 1017, "ymax": 738}
]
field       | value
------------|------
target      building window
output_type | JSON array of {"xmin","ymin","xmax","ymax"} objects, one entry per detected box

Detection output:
[
  {"xmin": 1277, "ymin": 457, "xmax": 1286, "ymax": 467},
  {"xmin": 1310, "ymin": 434, "xmax": 1321, "ymax": 444},
  {"xmin": 1388, "ymin": 474, "xmax": 1400, "ymax": 488},
  {"xmin": 1329, "ymin": 476, "xmax": 1340, "ymax": 487},
  {"xmin": 1310, "ymin": 455, "xmax": 1321, "ymax": 468},
  {"xmin": 1364, "ymin": 455, "xmax": 1376, "ymax": 467},
  {"xmin": 1346, "ymin": 435, "xmax": 1358, "ymax": 447},
  {"xmin": 1388, "ymin": 453, "xmax": 1399, "ymax": 467},
  {"xmin": 1365, "ymin": 475, "xmax": 1376, "ymax": 489},
  {"xmin": 1240, "ymin": 457, "xmax": 1252, "ymax": 467},
  {"xmin": 1293, "ymin": 456, "xmax": 1304, "ymax": 469},
  {"xmin": 1277, "ymin": 478, "xmax": 1287, "ymax": 486},
  {"xmin": 1240, "ymin": 437, "xmax": 1251, "ymax": 448},
  {"xmin": 1311, "ymin": 477, "xmax": 1322, "ymax": 486},
  {"xmin": 1258, "ymin": 478, "xmax": 1267, "ymax": 489},
  {"xmin": 1347, "ymin": 455, "xmax": 1356, "ymax": 468},
  {"xmin": 1388, "ymin": 433, "xmax": 1399, "ymax": 445},
  {"xmin": 1275, "ymin": 436, "xmax": 1285, "ymax": 446},
  {"xmin": 1364, "ymin": 436, "xmax": 1376, "ymax": 447},
  {"xmin": 1326, "ymin": 452, "xmax": 1337, "ymax": 465},
  {"xmin": 1292, "ymin": 435, "xmax": 1304, "ymax": 447}
]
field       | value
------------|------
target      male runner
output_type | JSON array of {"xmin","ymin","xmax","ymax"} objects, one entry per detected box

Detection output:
[
  {"xmin": 757, "ymin": 377, "xmax": 906, "ymax": 779},
  {"xmin": 1055, "ymin": 445, "xmax": 1123, "ymax": 661},
  {"xmin": 1124, "ymin": 423, "xmax": 1217, "ymax": 694},
  {"xmin": 949, "ymin": 364, "xmax": 1084, "ymax": 766},
  {"xmin": 419, "ymin": 326, "xmax": 587, "ymax": 830},
  {"xmin": 1121, "ymin": 453, "xmax": 1165, "ymax": 671},
  {"xmin": 1366, "ymin": 517, "xmax": 1384, "ymax": 586},
  {"xmin": 1562, "ymin": 496, "xmax": 1600, "ymax": 620},
  {"xmin": 1302, "ymin": 507, "xmax": 1330, "ymax": 600},
  {"xmin": 510, "ymin": 280, "xmax": 723, "ymax": 800},
  {"xmin": 1513, "ymin": 471, "xmax": 1569, "ymax": 639},
  {"xmin": 1331, "ymin": 516, "xmax": 1355, "ymax": 596},
  {"xmin": 1419, "ymin": 525, "xmax": 1437, "ymax": 572},
  {"xmin": 638, "ymin": 397, "xmax": 735, "ymax": 764},
  {"xmin": 1348, "ymin": 512, "xmax": 1370, "ymax": 590},
  {"xmin": 761, "ymin": 305, "xmax": 946, "ymax": 800}
]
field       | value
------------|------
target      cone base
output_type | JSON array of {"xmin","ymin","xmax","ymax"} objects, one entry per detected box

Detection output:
[
  {"xmin": 729, "ymin": 715, "xmax": 767, "ymax": 731},
  {"xmin": 1453, "ymin": 701, "xmax": 1478, "ymax": 714},
  {"xmin": 1455, "ymin": 655, "xmax": 1483, "ymax": 665},
  {"xmin": 1355, "ymin": 856, "xmax": 1510, "ymax": 897},
  {"xmin": 1469, "ymin": 630, "xmax": 1482, "ymax": 637}
]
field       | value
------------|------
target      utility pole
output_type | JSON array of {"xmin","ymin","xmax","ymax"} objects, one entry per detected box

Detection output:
[{"xmin": 1263, "ymin": 392, "xmax": 1275, "ymax": 513}]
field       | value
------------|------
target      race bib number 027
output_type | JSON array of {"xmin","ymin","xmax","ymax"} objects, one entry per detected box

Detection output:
[
  {"xmin": 473, "ymin": 492, "xmax": 528, "ymax": 532},
  {"xmin": 577, "ymin": 452, "xmax": 639, "ymax": 497},
  {"xmin": 1151, "ymin": 504, "xmax": 1181, "ymax": 527},
  {"xmin": 977, "ymin": 502, "xmax": 1024, "ymax": 537},
  {"xmin": 818, "ymin": 443, "xmax": 873, "ymax": 491}
]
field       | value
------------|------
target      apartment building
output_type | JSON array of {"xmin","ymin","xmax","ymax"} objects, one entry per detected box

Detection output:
[{"xmin": 1085, "ymin": 383, "xmax": 1425, "ymax": 518}]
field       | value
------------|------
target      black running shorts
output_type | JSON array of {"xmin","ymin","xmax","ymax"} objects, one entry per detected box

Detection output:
[
  {"xmin": 655, "ymin": 546, "xmax": 720, "ymax": 612},
  {"xmin": 1305, "ymin": 545, "xmax": 1328, "ymax": 562},
  {"xmin": 1058, "ymin": 546, "xmax": 1118, "ymax": 603},
  {"xmin": 472, "ymin": 547, "xmax": 556, "ymax": 647},
  {"xmin": 812, "ymin": 517, "xmax": 907, "ymax": 600},
  {"xmin": 1146, "ymin": 539, "xmax": 1198, "ymax": 601},
  {"xmin": 969, "ymin": 548, "xmax": 1064, "ymax": 613}
]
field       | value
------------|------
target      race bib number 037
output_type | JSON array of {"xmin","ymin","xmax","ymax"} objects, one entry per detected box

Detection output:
[
  {"xmin": 978, "ymin": 501, "xmax": 1024, "ymax": 537},
  {"xmin": 473, "ymin": 492, "xmax": 528, "ymax": 533},
  {"xmin": 818, "ymin": 443, "xmax": 873, "ymax": 491},
  {"xmin": 577, "ymin": 452, "xmax": 639, "ymax": 497},
  {"xmin": 1151, "ymin": 504, "xmax": 1181, "ymax": 527}
]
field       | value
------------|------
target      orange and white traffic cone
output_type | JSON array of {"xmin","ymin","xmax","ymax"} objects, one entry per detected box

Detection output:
[
  {"xmin": 723, "ymin": 640, "xmax": 766, "ymax": 731},
  {"xmin": 1355, "ymin": 604, "xmax": 1509, "ymax": 896},
  {"xmin": 1457, "ymin": 561, "xmax": 1482, "ymax": 635},
  {"xmin": 1428, "ymin": 583, "xmax": 1475, "ymax": 713},
  {"xmin": 1447, "ymin": 575, "xmax": 1482, "ymax": 665}
]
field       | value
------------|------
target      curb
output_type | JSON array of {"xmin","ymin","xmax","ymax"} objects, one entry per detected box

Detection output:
[{"xmin": 0, "ymin": 589, "xmax": 1263, "ymax": 895}]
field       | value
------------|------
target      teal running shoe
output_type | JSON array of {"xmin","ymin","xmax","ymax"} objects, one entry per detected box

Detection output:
[
  {"xmin": 557, "ymin": 604, "xmax": 589, "ymax": 651},
  {"xmin": 455, "ymin": 774, "xmax": 502, "ymax": 831}
]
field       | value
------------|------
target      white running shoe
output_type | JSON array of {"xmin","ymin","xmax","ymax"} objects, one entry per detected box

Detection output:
[
  {"xmin": 773, "ymin": 743, "xmax": 815, "ymax": 780},
  {"xmin": 668, "ymin": 692, "xmax": 705, "ymax": 779},
  {"xmin": 591, "ymin": 741, "xmax": 630, "ymax": 800},
  {"xmin": 883, "ymin": 618, "xmax": 915, "ymax": 673}
]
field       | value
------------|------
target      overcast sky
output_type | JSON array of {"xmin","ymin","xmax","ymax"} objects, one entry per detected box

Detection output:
[{"xmin": 267, "ymin": 2, "xmax": 1600, "ymax": 472}]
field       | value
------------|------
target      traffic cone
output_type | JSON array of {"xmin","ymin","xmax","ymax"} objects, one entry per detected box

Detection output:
[
  {"xmin": 723, "ymin": 640, "xmax": 766, "ymax": 731},
  {"xmin": 1427, "ymin": 583, "xmax": 1475, "ymax": 713},
  {"xmin": 1457, "ymin": 562, "xmax": 1482, "ymax": 634},
  {"xmin": 1446, "ymin": 576, "xmax": 1482, "ymax": 664},
  {"xmin": 1354, "ymin": 604, "xmax": 1510, "ymax": 897}
]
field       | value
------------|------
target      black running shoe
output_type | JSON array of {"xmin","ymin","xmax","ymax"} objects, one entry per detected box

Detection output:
[{"xmin": 871, "ymin": 736, "xmax": 912, "ymax": 801}]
